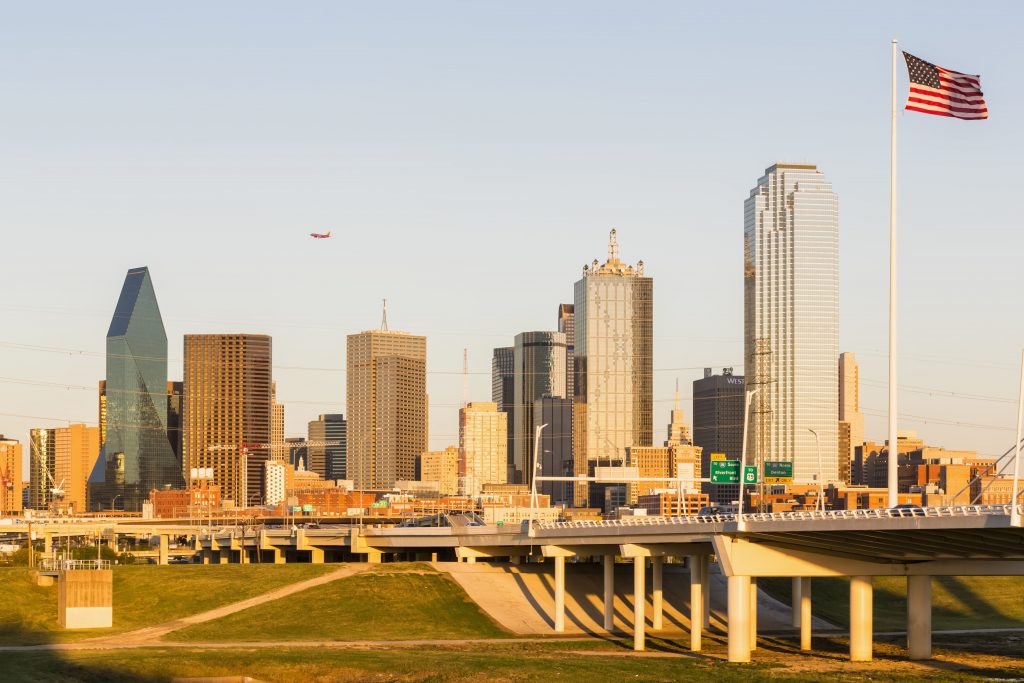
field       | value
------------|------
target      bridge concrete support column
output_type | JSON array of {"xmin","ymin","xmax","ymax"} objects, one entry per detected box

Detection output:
[
  {"xmin": 217, "ymin": 550, "xmax": 229, "ymax": 565},
  {"xmin": 366, "ymin": 548, "xmax": 382, "ymax": 564},
  {"xmin": 849, "ymin": 575, "xmax": 873, "ymax": 662},
  {"xmin": 309, "ymin": 547, "xmax": 324, "ymax": 564},
  {"xmin": 270, "ymin": 547, "xmax": 286, "ymax": 564},
  {"xmin": 749, "ymin": 577, "xmax": 758, "ymax": 650},
  {"xmin": 603, "ymin": 555, "xmax": 614, "ymax": 631},
  {"xmin": 239, "ymin": 547, "xmax": 249, "ymax": 564},
  {"xmin": 43, "ymin": 532, "xmax": 52, "ymax": 557},
  {"xmin": 157, "ymin": 535, "xmax": 169, "ymax": 566},
  {"xmin": 907, "ymin": 575, "xmax": 932, "ymax": 660},
  {"xmin": 727, "ymin": 575, "xmax": 751, "ymax": 663},
  {"xmin": 792, "ymin": 577, "xmax": 802, "ymax": 628},
  {"xmin": 633, "ymin": 557, "xmax": 646, "ymax": 651},
  {"xmin": 554, "ymin": 555, "xmax": 566, "ymax": 633},
  {"xmin": 701, "ymin": 555, "xmax": 710, "ymax": 629},
  {"xmin": 688, "ymin": 555, "xmax": 703, "ymax": 652},
  {"xmin": 652, "ymin": 556, "xmax": 664, "ymax": 631},
  {"xmin": 467, "ymin": 556, "xmax": 476, "ymax": 564},
  {"xmin": 799, "ymin": 577, "xmax": 812, "ymax": 651}
]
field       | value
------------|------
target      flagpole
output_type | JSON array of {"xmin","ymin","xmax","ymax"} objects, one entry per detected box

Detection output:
[{"xmin": 887, "ymin": 39, "xmax": 899, "ymax": 508}]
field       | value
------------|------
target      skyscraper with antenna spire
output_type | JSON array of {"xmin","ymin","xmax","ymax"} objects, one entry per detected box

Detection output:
[
  {"xmin": 346, "ymin": 305, "xmax": 427, "ymax": 491},
  {"xmin": 572, "ymin": 229, "xmax": 653, "ymax": 508},
  {"xmin": 665, "ymin": 379, "xmax": 691, "ymax": 447}
]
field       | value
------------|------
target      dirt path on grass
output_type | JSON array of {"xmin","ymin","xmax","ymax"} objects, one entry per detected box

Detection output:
[{"xmin": 86, "ymin": 563, "xmax": 371, "ymax": 646}]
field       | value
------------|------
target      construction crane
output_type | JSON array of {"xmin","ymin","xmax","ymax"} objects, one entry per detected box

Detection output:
[
  {"xmin": 205, "ymin": 440, "xmax": 343, "ymax": 507},
  {"xmin": 27, "ymin": 443, "xmax": 66, "ymax": 512}
]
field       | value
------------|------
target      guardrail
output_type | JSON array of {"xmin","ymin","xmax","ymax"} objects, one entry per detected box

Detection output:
[
  {"xmin": 37, "ymin": 558, "xmax": 112, "ymax": 572},
  {"xmin": 534, "ymin": 503, "xmax": 1019, "ymax": 530}
]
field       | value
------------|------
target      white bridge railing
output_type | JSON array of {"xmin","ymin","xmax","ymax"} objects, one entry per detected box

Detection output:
[
  {"xmin": 534, "ymin": 503, "xmax": 1019, "ymax": 530},
  {"xmin": 37, "ymin": 558, "xmax": 112, "ymax": 572}
]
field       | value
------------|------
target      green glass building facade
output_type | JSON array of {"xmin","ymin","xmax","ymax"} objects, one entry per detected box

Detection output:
[{"xmin": 89, "ymin": 267, "xmax": 183, "ymax": 511}]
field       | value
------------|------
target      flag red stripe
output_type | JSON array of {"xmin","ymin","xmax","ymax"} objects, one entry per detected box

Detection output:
[
  {"xmin": 936, "ymin": 78, "xmax": 985, "ymax": 97},
  {"xmin": 910, "ymin": 87, "xmax": 986, "ymax": 106},
  {"xmin": 906, "ymin": 97, "xmax": 988, "ymax": 114},
  {"xmin": 937, "ymin": 67, "xmax": 980, "ymax": 85},
  {"xmin": 906, "ymin": 105, "xmax": 988, "ymax": 120}
]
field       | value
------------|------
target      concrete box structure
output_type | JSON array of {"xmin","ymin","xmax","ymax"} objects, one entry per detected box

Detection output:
[{"xmin": 58, "ymin": 569, "xmax": 113, "ymax": 629}]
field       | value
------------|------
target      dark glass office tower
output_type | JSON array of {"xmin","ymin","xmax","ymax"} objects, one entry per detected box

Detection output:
[
  {"xmin": 89, "ymin": 267, "xmax": 182, "ymax": 511},
  {"xmin": 693, "ymin": 368, "xmax": 745, "ymax": 504}
]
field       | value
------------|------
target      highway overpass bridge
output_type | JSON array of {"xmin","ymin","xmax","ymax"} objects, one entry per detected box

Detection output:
[{"xmin": 8, "ymin": 503, "xmax": 1023, "ymax": 664}]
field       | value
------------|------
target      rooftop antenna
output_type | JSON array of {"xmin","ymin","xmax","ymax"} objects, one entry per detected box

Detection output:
[
  {"xmin": 674, "ymin": 378, "xmax": 680, "ymax": 412},
  {"xmin": 608, "ymin": 228, "xmax": 619, "ymax": 262},
  {"xmin": 380, "ymin": 298, "xmax": 389, "ymax": 331}
]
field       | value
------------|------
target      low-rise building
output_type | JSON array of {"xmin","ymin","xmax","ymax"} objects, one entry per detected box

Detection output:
[
  {"xmin": 148, "ymin": 484, "xmax": 221, "ymax": 519},
  {"xmin": 637, "ymin": 492, "xmax": 709, "ymax": 516}
]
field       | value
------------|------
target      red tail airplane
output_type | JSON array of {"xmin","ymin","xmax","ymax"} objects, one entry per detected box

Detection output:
[{"xmin": 310, "ymin": 230, "xmax": 332, "ymax": 239}]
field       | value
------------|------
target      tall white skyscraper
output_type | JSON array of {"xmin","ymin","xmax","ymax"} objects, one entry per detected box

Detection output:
[{"xmin": 744, "ymin": 163, "xmax": 839, "ymax": 483}]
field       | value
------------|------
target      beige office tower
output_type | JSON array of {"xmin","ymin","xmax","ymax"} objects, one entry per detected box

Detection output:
[
  {"xmin": 346, "ymin": 328, "xmax": 427, "ymax": 490},
  {"xmin": 839, "ymin": 352, "xmax": 865, "ymax": 484},
  {"xmin": 183, "ymin": 334, "xmax": 273, "ymax": 507},
  {"xmin": 55, "ymin": 424, "xmax": 100, "ymax": 514},
  {"xmin": 271, "ymin": 383, "xmax": 286, "ymax": 463},
  {"xmin": 420, "ymin": 446, "xmax": 459, "ymax": 496},
  {"xmin": 573, "ymin": 229, "xmax": 653, "ymax": 507},
  {"xmin": 625, "ymin": 443, "xmax": 702, "ymax": 505},
  {"xmin": 512, "ymin": 331, "xmax": 567, "ymax": 485},
  {"xmin": 0, "ymin": 435, "xmax": 23, "ymax": 514},
  {"xmin": 459, "ymin": 402, "xmax": 508, "ymax": 497}
]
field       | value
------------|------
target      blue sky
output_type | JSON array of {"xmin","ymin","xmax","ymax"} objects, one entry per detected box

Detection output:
[{"xmin": 1, "ymin": 2, "xmax": 1022, "ymax": 471}]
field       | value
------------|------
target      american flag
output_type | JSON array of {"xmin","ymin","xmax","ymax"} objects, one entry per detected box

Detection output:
[{"xmin": 903, "ymin": 51, "xmax": 987, "ymax": 120}]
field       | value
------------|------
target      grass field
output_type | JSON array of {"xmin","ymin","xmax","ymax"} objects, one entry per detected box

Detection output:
[
  {"xmin": 170, "ymin": 563, "xmax": 509, "ymax": 642},
  {"xmin": 5, "ymin": 634, "xmax": 1024, "ymax": 683},
  {"xmin": 0, "ymin": 564, "xmax": 336, "ymax": 645},
  {"xmin": 759, "ymin": 575, "xmax": 1024, "ymax": 631}
]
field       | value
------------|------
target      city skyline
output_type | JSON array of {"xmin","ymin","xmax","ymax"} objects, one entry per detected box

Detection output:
[{"xmin": 2, "ymin": 3, "xmax": 1022, "ymax": 473}]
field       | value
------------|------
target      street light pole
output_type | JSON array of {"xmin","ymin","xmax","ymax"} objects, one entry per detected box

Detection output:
[
  {"xmin": 807, "ymin": 428, "xmax": 824, "ymax": 512},
  {"xmin": 737, "ymin": 388, "xmax": 758, "ymax": 532},
  {"xmin": 529, "ymin": 424, "xmax": 547, "ymax": 528}
]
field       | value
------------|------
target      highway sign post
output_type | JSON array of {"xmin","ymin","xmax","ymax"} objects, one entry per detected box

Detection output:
[
  {"xmin": 764, "ymin": 461, "xmax": 794, "ymax": 484},
  {"xmin": 710, "ymin": 460, "xmax": 740, "ymax": 484}
]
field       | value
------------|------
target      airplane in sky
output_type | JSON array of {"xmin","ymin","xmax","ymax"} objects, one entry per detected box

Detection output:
[{"xmin": 310, "ymin": 230, "xmax": 332, "ymax": 239}]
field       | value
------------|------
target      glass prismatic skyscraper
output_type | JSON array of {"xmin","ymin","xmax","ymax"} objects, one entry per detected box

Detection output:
[
  {"xmin": 89, "ymin": 267, "xmax": 183, "ymax": 511},
  {"xmin": 744, "ymin": 163, "xmax": 839, "ymax": 483},
  {"xmin": 572, "ymin": 230, "xmax": 653, "ymax": 507}
]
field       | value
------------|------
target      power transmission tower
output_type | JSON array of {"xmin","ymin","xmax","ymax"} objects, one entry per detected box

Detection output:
[{"xmin": 752, "ymin": 338, "xmax": 773, "ymax": 513}]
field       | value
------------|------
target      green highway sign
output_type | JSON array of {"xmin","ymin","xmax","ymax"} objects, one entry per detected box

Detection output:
[
  {"xmin": 743, "ymin": 465, "xmax": 758, "ymax": 484},
  {"xmin": 710, "ymin": 460, "xmax": 740, "ymax": 484},
  {"xmin": 764, "ymin": 461, "xmax": 794, "ymax": 484}
]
